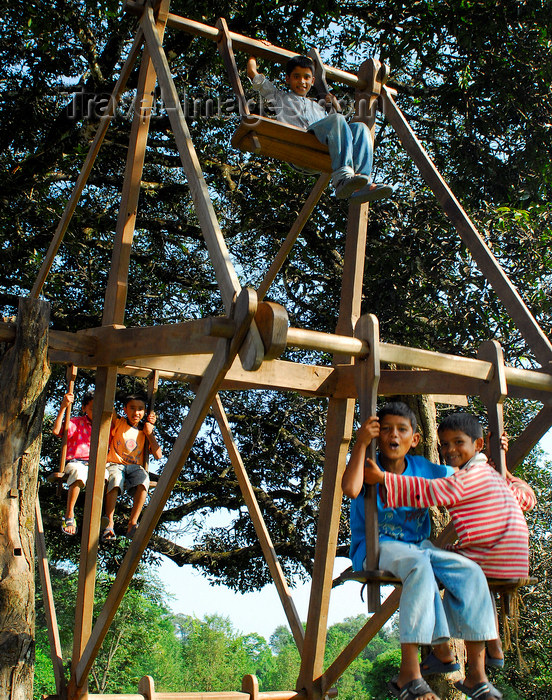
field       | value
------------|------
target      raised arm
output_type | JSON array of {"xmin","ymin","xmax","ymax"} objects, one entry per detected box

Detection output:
[
  {"xmin": 247, "ymin": 55, "xmax": 260, "ymax": 81},
  {"xmin": 52, "ymin": 392, "xmax": 74, "ymax": 437},
  {"xmin": 341, "ymin": 416, "xmax": 379, "ymax": 498}
]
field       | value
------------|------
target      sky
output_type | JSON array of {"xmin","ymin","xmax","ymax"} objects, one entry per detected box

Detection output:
[{"xmin": 158, "ymin": 429, "xmax": 552, "ymax": 642}]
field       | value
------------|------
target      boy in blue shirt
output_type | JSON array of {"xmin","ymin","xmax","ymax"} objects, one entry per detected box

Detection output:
[
  {"xmin": 246, "ymin": 54, "xmax": 392, "ymax": 203},
  {"xmin": 342, "ymin": 402, "xmax": 501, "ymax": 700}
]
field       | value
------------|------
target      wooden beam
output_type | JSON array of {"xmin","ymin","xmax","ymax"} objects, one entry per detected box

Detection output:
[
  {"xmin": 71, "ymin": 288, "xmax": 257, "ymax": 693},
  {"xmin": 80, "ymin": 318, "xmax": 234, "ymax": 366},
  {"xmin": 216, "ymin": 18, "xmax": 250, "ymax": 117},
  {"xmin": 102, "ymin": 25, "xmax": 164, "ymax": 326},
  {"xmin": 318, "ymin": 588, "xmax": 401, "ymax": 695},
  {"xmin": 140, "ymin": 5, "xmax": 264, "ymax": 371},
  {"xmin": 382, "ymin": 87, "xmax": 552, "ymax": 368},
  {"xmin": 70, "ymin": 365, "xmax": 118, "ymax": 700},
  {"xmin": 478, "ymin": 340, "xmax": 508, "ymax": 476},
  {"xmin": 35, "ymin": 497, "xmax": 66, "ymax": 696},
  {"xmin": 354, "ymin": 314, "xmax": 380, "ymax": 612},
  {"xmin": 299, "ymin": 202, "xmax": 371, "ymax": 697},
  {"xmin": 257, "ymin": 174, "xmax": 331, "ymax": 302},
  {"xmin": 29, "ymin": 30, "xmax": 144, "ymax": 299},
  {"xmin": 507, "ymin": 405, "xmax": 552, "ymax": 470},
  {"xmin": 211, "ymin": 395, "xmax": 305, "ymax": 651},
  {"xmin": 71, "ymin": 9, "xmax": 171, "ymax": 696},
  {"xmin": 160, "ymin": 13, "xmax": 362, "ymax": 88}
]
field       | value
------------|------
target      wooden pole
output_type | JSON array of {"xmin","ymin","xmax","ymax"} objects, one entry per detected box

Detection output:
[
  {"xmin": 211, "ymin": 395, "xmax": 305, "ymax": 651},
  {"xmin": 140, "ymin": 5, "xmax": 264, "ymax": 371},
  {"xmin": 0, "ymin": 296, "xmax": 50, "ymax": 699},
  {"xmin": 354, "ymin": 314, "xmax": 381, "ymax": 612},
  {"xmin": 298, "ymin": 200, "xmax": 371, "ymax": 698},
  {"xmin": 70, "ymin": 288, "xmax": 257, "ymax": 694},
  {"xmin": 29, "ymin": 31, "xmax": 144, "ymax": 299},
  {"xmin": 58, "ymin": 365, "xmax": 78, "ymax": 474},
  {"xmin": 478, "ymin": 340, "xmax": 508, "ymax": 476},
  {"xmin": 382, "ymin": 87, "xmax": 552, "ymax": 368},
  {"xmin": 35, "ymin": 497, "xmax": 66, "ymax": 696}
]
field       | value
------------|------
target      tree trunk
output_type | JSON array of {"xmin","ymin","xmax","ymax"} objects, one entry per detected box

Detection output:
[{"xmin": 0, "ymin": 297, "xmax": 50, "ymax": 699}]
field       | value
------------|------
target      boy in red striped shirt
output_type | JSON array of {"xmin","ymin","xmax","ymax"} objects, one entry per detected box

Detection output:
[{"xmin": 362, "ymin": 411, "xmax": 536, "ymax": 689}]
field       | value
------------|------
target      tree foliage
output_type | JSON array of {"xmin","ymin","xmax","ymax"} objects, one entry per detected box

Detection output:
[{"xmin": 1, "ymin": 0, "xmax": 551, "ymax": 696}]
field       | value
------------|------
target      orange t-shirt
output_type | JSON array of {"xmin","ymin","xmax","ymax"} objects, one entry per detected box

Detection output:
[{"xmin": 107, "ymin": 417, "xmax": 147, "ymax": 465}]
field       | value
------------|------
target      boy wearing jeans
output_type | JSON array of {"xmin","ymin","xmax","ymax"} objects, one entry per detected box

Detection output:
[
  {"xmin": 342, "ymin": 402, "xmax": 500, "ymax": 700},
  {"xmin": 363, "ymin": 411, "xmax": 536, "ymax": 679},
  {"xmin": 246, "ymin": 54, "xmax": 392, "ymax": 203}
]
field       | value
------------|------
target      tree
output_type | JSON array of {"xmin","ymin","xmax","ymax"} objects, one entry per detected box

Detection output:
[
  {"xmin": 34, "ymin": 569, "xmax": 185, "ymax": 697},
  {"xmin": 1, "ymin": 0, "xmax": 551, "ymax": 696}
]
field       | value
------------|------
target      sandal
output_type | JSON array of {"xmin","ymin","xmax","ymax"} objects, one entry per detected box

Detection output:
[
  {"xmin": 100, "ymin": 526, "xmax": 116, "ymax": 543},
  {"xmin": 389, "ymin": 677, "xmax": 439, "ymax": 700},
  {"xmin": 421, "ymin": 650, "xmax": 460, "ymax": 676},
  {"xmin": 61, "ymin": 517, "xmax": 77, "ymax": 535},
  {"xmin": 454, "ymin": 680, "xmax": 503, "ymax": 699}
]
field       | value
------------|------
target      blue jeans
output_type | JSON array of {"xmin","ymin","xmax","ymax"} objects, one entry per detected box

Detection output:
[
  {"xmin": 379, "ymin": 539, "xmax": 496, "ymax": 645},
  {"xmin": 308, "ymin": 113, "xmax": 373, "ymax": 185}
]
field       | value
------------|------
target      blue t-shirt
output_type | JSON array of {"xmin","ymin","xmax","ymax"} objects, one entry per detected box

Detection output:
[{"xmin": 348, "ymin": 454, "xmax": 453, "ymax": 571}]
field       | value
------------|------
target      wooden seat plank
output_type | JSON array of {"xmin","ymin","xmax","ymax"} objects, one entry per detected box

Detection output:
[
  {"xmin": 332, "ymin": 566, "xmax": 537, "ymax": 592},
  {"xmin": 232, "ymin": 116, "xmax": 332, "ymax": 173}
]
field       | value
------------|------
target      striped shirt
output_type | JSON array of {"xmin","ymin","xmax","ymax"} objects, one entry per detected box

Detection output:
[{"xmin": 383, "ymin": 453, "xmax": 536, "ymax": 578}]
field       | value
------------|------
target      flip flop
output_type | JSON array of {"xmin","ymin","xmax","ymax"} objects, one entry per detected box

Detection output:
[
  {"xmin": 100, "ymin": 526, "xmax": 116, "ymax": 543},
  {"xmin": 389, "ymin": 677, "xmax": 439, "ymax": 700},
  {"xmin": 454, "ymin": 680, "xmax": 503, "ymax": 699},
  {"xmin": 349, "ymin": 182, "xmax": 393, "ymax": 203},
  {"xmin": 485, "ymin": 653, "xmax": 505, "ymax": 670},
  {"xmin": 61, "ymin": 517, "xmax": 77, "ymax": 535},
  {"xmin": 420, "ymin": 650, "xmax": 460, "ymax": 676}
]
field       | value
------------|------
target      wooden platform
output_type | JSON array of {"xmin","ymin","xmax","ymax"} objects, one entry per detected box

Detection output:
[{"xmin": 231, "ymin": 116, "xmax": 332, "ymax": 173}]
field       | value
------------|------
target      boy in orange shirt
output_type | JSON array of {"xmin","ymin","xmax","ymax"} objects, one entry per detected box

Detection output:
[{"xmin": 101, "ymin": 392, "xmax": 162, "ymax": 541}]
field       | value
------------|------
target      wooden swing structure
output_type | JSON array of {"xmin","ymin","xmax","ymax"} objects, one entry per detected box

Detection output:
[{"xmin": 2, "ymin": 0, "xmax": 550, "ymax": 697}]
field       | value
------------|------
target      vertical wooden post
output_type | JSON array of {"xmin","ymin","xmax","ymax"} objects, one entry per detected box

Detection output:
[
  {"xmin": 299, "ymin": 202, "xmax": 370, "ymax": 699},
  {"xmin": 70, "ymin": 6, "xmax": 171, "ymax": 697},
  {"xmin": 354, "ymin": 314, "xmax": 381, "ymax": 612},
  {"xmin": 0, "ymin": 296, "xmax": 50, "ymax": 700},
  {"xmin": 58, "ymin": 365, "xmax": 78, "ymax": 475},
  {"xmin": 477, "ymin": 340, "xmax": 508, "ymax": 476}
]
